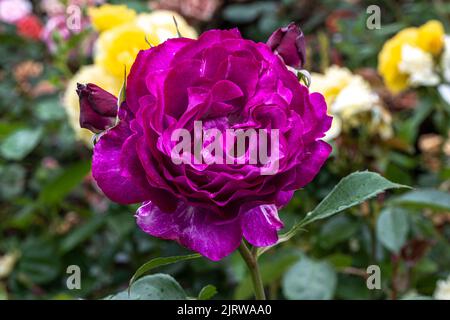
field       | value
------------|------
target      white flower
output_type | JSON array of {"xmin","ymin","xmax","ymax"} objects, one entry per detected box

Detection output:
[
  {"xmin": 331, "ymin": 76, "xmax": 377, "ymax": 118},
  {"xmin": 399, "ymin": 44, "xmax": 439, "ymax": 87},
  {"xmin": 438, "ymin": 84, "xmax": 450, "ymax": 105},
  {"xmin": 441, "ymin": 36, "xmax": 450, "ymax": 83},
  {"xmin": 434, "ymin": 275, "xmax": 450, "ymax": 300},
  {"xmin": 136, "ymin": 10, "xmax": 197, "ymax": 43},
  {"xmin": 311, "ymin": 65, "xmax": 392, "ymax": 141}
]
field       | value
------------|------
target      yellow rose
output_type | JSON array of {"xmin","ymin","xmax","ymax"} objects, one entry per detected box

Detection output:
[
  {"xmin": 88, "ymin": 4, "xmax": 137, "ymax": 32},
  {"xmin": 136, "ymin": 10, "xmax": 198, "ymax": 42},
  {"xmin": 94, "ymin": 10, "xmax": 197, "ymax": 78},
  {"xmin": 417, "ymin": 20, "xmax": 444, "ymax": 56},
  {"xmin": 378, "ymin": 28, "xmax": 418, "ymax": 93},
  {"xmin": 94, "ymin": 22, "xmax": 154, "ymax": 77},
  {"xmin": 378, "ymin": 21, "xmax": 445, "ymax": 93},
  {"xmin": 63, "ymin": 65, "xmax": 122, "ymax": 146}
]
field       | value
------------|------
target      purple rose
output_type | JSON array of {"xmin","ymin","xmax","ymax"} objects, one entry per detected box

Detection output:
[
  {"xmin": 76, "ymin": 83, "xmax": 118, "ymax": 133},
  {"xmin": 89, "ymin": 29, "xmax": 331, "ymax": 261},
  {"xmin": 267, "ymin": 23, "xmax": 306, "ymax": 70}
]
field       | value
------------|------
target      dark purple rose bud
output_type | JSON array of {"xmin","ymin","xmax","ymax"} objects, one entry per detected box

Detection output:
[
  {"xmin": 76, "ymin": 83, "xmax": 118, "ymax": 133},
  {"xmin": 267, "ymin": 22, "xmax": 306, "ymax": 69}
]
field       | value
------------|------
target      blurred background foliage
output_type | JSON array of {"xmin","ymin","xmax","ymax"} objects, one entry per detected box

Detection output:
[{"xmin": 0, "ymin": 0, "xmax": 449, "ymax": 300}]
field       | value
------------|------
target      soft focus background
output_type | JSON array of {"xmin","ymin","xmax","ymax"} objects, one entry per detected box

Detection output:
[{"xmin": 0, "ymin": 0, "xmax": 449, "ymax": 300}]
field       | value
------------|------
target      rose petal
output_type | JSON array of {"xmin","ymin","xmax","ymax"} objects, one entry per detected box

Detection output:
[
  {"xmin": 241, "ymin": 204, "xmax": 283, "ymax": 247},
  {"xmin": 136, "ymin": 201, "xmax": 242, "ymax": 261}
]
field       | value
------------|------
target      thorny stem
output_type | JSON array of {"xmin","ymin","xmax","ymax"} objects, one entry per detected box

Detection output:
[{"xmin": 238, "ymin": 241, "xmax": 266, "ymax": 300}]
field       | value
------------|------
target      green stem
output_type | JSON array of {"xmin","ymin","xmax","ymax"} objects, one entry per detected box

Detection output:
[{"xmin": 238, "ymin": 241, "xmax": 266, "ymax": 300}]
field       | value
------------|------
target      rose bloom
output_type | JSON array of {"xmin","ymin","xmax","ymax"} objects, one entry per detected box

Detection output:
[
  {"xmin": 87, "ymin": 29, "xmax": 331, "ymax": 260},
  {"xmin": 16, "ymin": 15, "xmax": 43, "ymax": 40},
  {"xmin": 88, "ymin": 4, "xmax": 137, "ymax": 32},
  {"xmin": 310, "ymin": 65, "xmax": 392, "ymax": 140},
  {"xmin": 378, "ymin": 20, "xmax": 444, "ymax": 93}
]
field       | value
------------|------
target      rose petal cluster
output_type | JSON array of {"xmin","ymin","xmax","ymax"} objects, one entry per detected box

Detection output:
[{"xmin": 89, "ymin": 29, "xmax": 331, "ymax": 260}]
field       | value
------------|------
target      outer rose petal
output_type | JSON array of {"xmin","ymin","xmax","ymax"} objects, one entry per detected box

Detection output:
[
  {"xmin": 292, "ymin": 140, "xmax": 332, "ymax": 189},
  {"xmin": 126, "ymin": 38, "xmax": 194, "ymax": 114},
  {"xmin": 92, "ymin": 110, "xmax": 153, "ymax": 204},
  {"xmin": 241, "ymin": 204, "xmax": 284, "ymax": 247},
  {"xmin": 136, "ymin": 202, "xmax": 242, "ymax": 261}
]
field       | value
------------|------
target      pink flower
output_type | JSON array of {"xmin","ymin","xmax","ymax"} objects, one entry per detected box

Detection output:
[
  {"xmin": 42, "ymin": 14, "xmax": 89, "ymax": 53},
  {"xmin": 16, "ymin": 15, "xmax": 43, "ymax": 40}
]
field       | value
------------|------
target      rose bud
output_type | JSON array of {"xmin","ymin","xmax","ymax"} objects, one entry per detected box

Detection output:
[
  {"xmin": 267, "ymin": 22, "xmax": 306, "ymax": 69},
  {"xmin": 76, "ymin": 83, "xmax": 118, "ymax": 133}
]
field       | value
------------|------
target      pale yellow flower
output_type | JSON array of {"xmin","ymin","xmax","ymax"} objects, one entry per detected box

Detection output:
[
  {"xmin": 311, "ymin": 65, "xmax": 392, "ymax": 140},
  {"xmin": 0, "ymin": 252, "xmax": 19, "ymax": 279},
  {"xmin": 310, "ymin": 65, "xmax": 353, "ymax": 105},
  {"xmin": 63, "ymin": 65, "xmax": 122, "ymax": 146},
  {"xmin": 88, "ymin": 4, "xmax": 137, "ymax": 32},
  {"xmin": 136, "ymin": 10, "xmax": 198, "ymax": 42}
]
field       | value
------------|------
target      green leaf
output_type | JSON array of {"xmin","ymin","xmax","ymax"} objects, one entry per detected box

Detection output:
[
  {"xmin": 301, "ymin": 172, "xmax": 408, "ymax": 226},
  {"xmin": 35, "ymin": 98, "xmax": 66, "ymax": 121},
  {"xmin": 59, "ymin": 214, "xmax": 106, "ymax": 254},
  {"xmin": 397, "ymin": 97, "xmax": 433, "ymax": 144},
  {"xmin": 129, "ymin": 254, "xmax": 201, "ymax": 288},
  {"xmin": 318, "ymin": 216, "xmax": 359, "ymax": 249},
  {"xmin": 38, "ymin": 161, "xmax": 91, "ymax": 205},
  {"xmin": 17, "ymin": 238, "xmax": 61, "ymax": 285},
  {"xmin": 400, "ymin": 292, "xmax": 433, "ymax": 300},
  {"xmin": 376, "ymin": 207, "xmax": 409, "ymax": 253},
  {"xmin": 0, "ymin": 164, "xmax": 26, "ymax": 200},
  {"xmin": 117, "ymin": 68, "xmax": 127, "ymax": 108},
  {"xmin": 107, "ymin": 274, "xmax": 186, "ymax": 300},
  {"xmin": 390, "ymin": 189, "xmax": 450, "ymax": 212},
  {"xmin": 0, "ymin": 128, "xmax": 43, "ymax": 160},
  {"xmin": 273, "ymin": 172, "xmax": 409, "ymax": 249},
  {"xmin": 326, "ymin": 254, "xmax": 353, "ymax": 269},
  {"xmin": 282, "ymin": 256, "xmax": 337, "ymax": 300},
  {"xmin": 198, "ymin": 285, "xmax": 217, "ymax": 300},
  {"xmin": 222, "ymin": 2, "xmax": 277, "ymax": 23}
]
